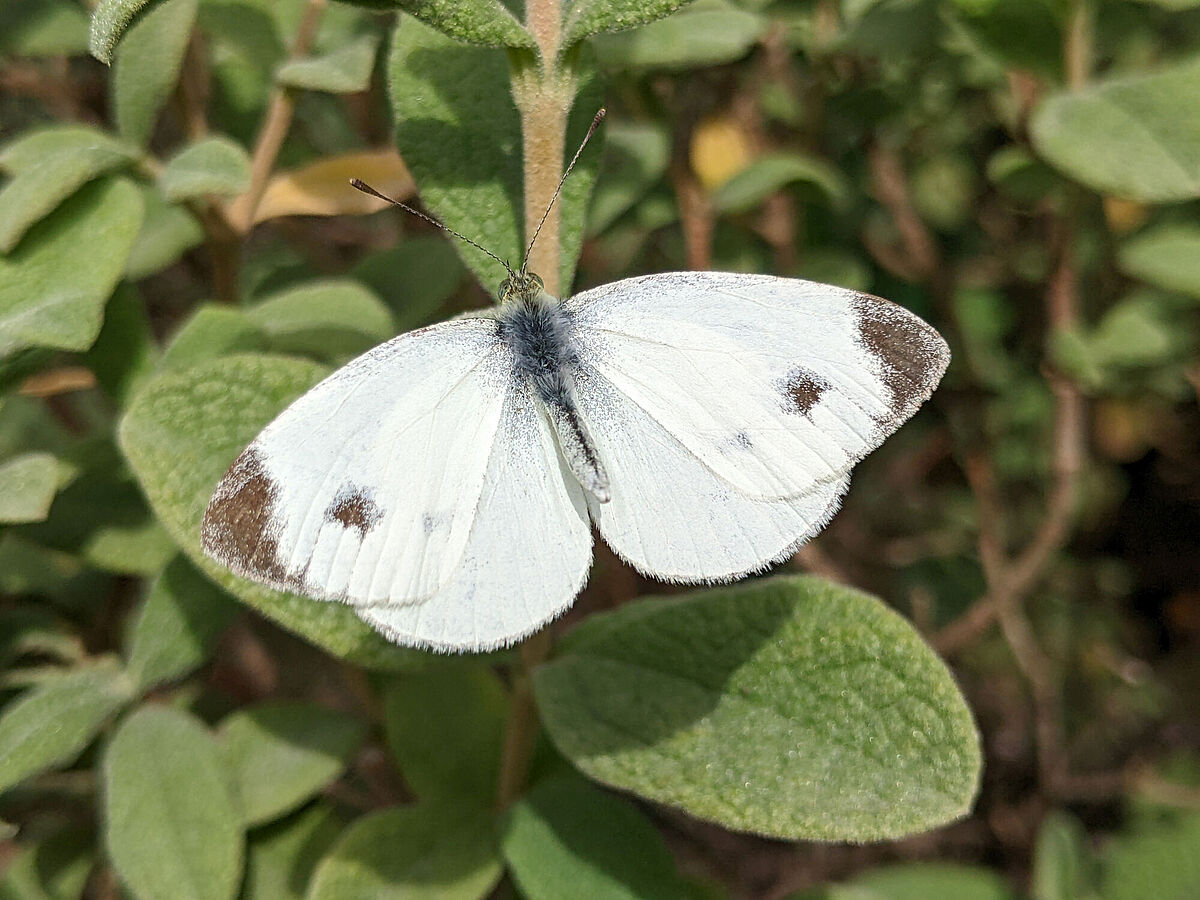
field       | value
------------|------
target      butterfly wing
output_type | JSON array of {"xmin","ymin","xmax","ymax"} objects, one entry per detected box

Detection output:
[
  {"xmin": 356, "ymin": 380, "xmax": 592, "ymax": 651},
  {"xmin": 565, "ymin": 272, "xmax": 949, "ymax": 501},
  {"xmin": 202, "ymin": 317, "xmax": 516, "ymax": 606}
]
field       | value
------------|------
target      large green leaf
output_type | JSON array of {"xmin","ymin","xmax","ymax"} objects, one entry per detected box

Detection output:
[
  {"xmin": 364, "ymin": 1, "xmax": 533, "ymax": 48},
  {"xmin": 307, "ymin": 803, "xmax": 502, "ymax": 900},
  {"xmin": 388, "ymin": 17, "xmax": 601, "ymax": 293},
  {"xmin": 218, "ymin": 702, "xmax": 366, "ymax": 826},
  {"xmin": 1031, "ymin": 59, "xmax": 1200, "ymax": 203},
  {"xmin": 112, "ymin": 0, "xmax": 199, "ymax": 145},
  {"xmin": 350, "ymin": 238, "xmax": 466, "ymax": 328},
  {"xmin": 159, "ymin": 136, "xmax": 252, "ymax": 201},
  {"xmin": 124, "ymin": 186, "xmax": 204, "ymax": 279},
  {"xmin": 276, "ymin": 34, "xmax": 379, "ymax": 93},
  {"xmin": 0, "ymin": 660, "xmax": 132, "ymax": 793},
  {"xmin": 0, "ymin": 451, "xmax": 62, "ymax": 524},
  {"xmin": 246, "ymin": 280, "xmax": 395, "ymax": 361},
  {"xmin": 591, "ymin": 0, "xmax": 765, "ymax": 70},
  {"xmin": 118, "ymin": 353, "xmax": 414, "ymax": 669},
  {"xmin": 103, "ymin": 705, "xmax": 244, "ymax": 900},
  {"xmin": 1118, "ymin": 223, "xmax": 1200, "ymax": 299},
  {"xmin": 125, "ymin": 555, "xmax": 240, "ymax": 692},
  {"xmin": 502, "ymin": 776, "xmax": 693, "ymax": 900},
  {"xmin": 242, "ymin": 803, "xmax": 344, "ymax": 900},
  {"xmin": 382, "ymin": 661, "xmax": 508, "ymax": 804},
  {"xmin": 0, "ymin": 128, "xmax": 138, "ymax": 253},
  {"xmin": 0, "ymin": 178, "xmax": 143, "ymax": 359},
  {"xmin": 563, "ymin": 0, "xmax": 698, "ymax": 49},
  {"xmin": 534, "ymin": 575, "xmax": 981, "ymax": 842}
]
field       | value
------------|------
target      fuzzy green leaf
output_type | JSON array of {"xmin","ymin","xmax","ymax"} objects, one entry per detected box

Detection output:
[
  {"xmin": 350, "ymin": 238, "xmax": 466, "ymax": 328},
  {"xmin": 112, "ymin": 0, "xmax": 199, "ymax": 145},
  {"xmin": 712, "ymin": 152, "xmax": 849, "ymax": 214},
  {"xmin": 502, "ymin": 776, "xmax": 693, "ymax": 900},
  {"xmin": 158, "ymin": 305, "xmax": 265, "ymax": 371},
  {"xmin": 534, "ymin": 575, "xmax": 981, "ymax": 842},
  {"xmin": 242, "ymin": 804, "xmax": 344, "ymax": 900},
  {"xmin": 125, "ymin": 186, "xmax": 204, "ymax": 279},
  {"xmin": 159, "ymin": 136, "xmax": 251, "ymax": 201},
  {"xmin": 382, "ymin": 662, "xmax": 508, "ymax": 804},
  {"xmin": 103, "ymin": 705, "xmax": 244, "ymax": 900},
  {"xmin": 0, "ymin": 452, "xmax": 62, "ymax": 524},
  {"xmin": 389, "ymin": 16, "xmax": 601, "ymax": 292},
  {"xmin": 0, "ymin": 178, "xmax": 143, "ymax": 359},
  {"xmin": 246, "ymin": 280, "xmax": 395, "ymax": 361},
  {"xmin": 369, "ymin": 1, "xmax": 533, "ymax": 48},
  {"xmin": 592, "ymin": 0, "xmax": 765, "ymax": 70},
  {"xmin": 307, "ymin": 803, "xmax": 502, "ymax": 900},
  {"xmin": 125, "ymin": 556, "xmax": 239, "ymax": 691},
  {"xmin": 564, "ymin": 0, "xmax": 698, "ymax": 48},
  {"xmin": 89, "ymin": 0, "xmax": 161, "ymax": 63},
  {"xmin": 1118, "ymin": 223, "xmax": 1200, "ymax": 299},
  {"xmin": 218, "ymin": 702, "xmax": 366, "ymax": 826},
  {"xmin": 118, "ymin": 353, "xmax": 414, "ymax": 669},
  {"xmin": 0, "ymin": 129, "xmax": 138, "ymax": 253},
  {"xmin": 1031, "ymin": 59, "xmax": 1200, "ymax": 203},
  {"xmin": 276, "ymin": 34, "xmax": 379, "ymax": 93},
  {"xmin": 0, "ymin": 660, "xmax": 132, "ymax": 793}
]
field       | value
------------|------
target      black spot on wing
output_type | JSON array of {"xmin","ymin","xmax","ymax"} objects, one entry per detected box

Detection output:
[
  {"xmin": 777, "ymin": 367, "xmax": 831, "ymax": 418},
  {"xmin": 324, "ymin": 484, "xmax": 384, "ymax": 536}
]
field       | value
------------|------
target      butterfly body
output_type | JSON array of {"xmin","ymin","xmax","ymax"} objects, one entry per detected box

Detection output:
[{"xmin": 202, "ymin": 272, "xmax": 949, "ymax": 652}]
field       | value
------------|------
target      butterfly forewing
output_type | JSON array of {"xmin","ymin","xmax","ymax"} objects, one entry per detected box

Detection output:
[
  {"xmin": 201, "ymin": 318, "xmax": 513, "ymax": 606},
  {"xmin": 565, "ymin": 272, "xmax": 950, "ymax": 502}
]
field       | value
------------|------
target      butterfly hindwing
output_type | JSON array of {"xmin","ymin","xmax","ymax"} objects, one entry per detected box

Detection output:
[
  {"xmin": 202, "ymin": 318, "xmax": 514, "ymax": 606},
  {"xmin": 565, "ymin": 272, "xmax": 950, "ymax": 502}
]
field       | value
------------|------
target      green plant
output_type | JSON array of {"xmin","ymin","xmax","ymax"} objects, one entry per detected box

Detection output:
[{"xmin": 2, "ymin": 0, "xmax": 1198, "ymax": 898}]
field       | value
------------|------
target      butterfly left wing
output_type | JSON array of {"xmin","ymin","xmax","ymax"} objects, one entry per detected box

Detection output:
[
  {"xmin": 564, "ymin": 272, "xmax": 949, "ymax": 502},
  {"xmin": 357, "ymin": 379, "xmax": 593, "ymax": 651}
]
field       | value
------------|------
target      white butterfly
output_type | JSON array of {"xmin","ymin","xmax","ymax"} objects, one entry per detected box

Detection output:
[{"xmin": 201, "ymin": 266, "xmax": 949, "ymax": 652}]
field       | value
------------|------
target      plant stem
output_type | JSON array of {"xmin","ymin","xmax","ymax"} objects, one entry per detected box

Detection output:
[{"xmin": 496, "ymin": 629, "xmax": 554, "ymax": 807}]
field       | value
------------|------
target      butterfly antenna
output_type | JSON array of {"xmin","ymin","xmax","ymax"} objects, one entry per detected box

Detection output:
[
  {"xmin": 519, "ymin": 107, "xmax": 606, "ymax": 277},
  {"xmin": 349, "ymin": 178, "xmax": 514, "ymax": 275}
]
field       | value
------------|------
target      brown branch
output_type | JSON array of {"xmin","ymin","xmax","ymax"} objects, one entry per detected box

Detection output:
[
  {"xmin": 867, "ymin": 142, "xmax": 940, "ymax": 283},
  {"xmin": 496, "ymin": 629, "xmax": 553, "ymax": 807}
]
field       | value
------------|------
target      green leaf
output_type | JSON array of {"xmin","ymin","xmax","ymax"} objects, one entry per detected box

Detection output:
[
  {"xmin": 350, "ymin": 238, "xmax": 466, "ymax": 328},
  {"xmin": 84, "ymin": 283, "xmax": 158, "ymax": 404},
  {"xmin": 112, "ymin": 0, "xmax": 199, "ymax": 145},
  {"xmin": 502, "ymin": 775, "xmax": 693, "ymax": 900},
  {"xmin": 0, "ymin": 827, "xmax": 94, "ymax": 900},
  {"xmin": 388, "ymin": 16, "xmax": 601, "ymax": 292},
  {"xmin": 1118, "ymin": 223, "xmax": 1200, "ymax": 299},
  {"xmin": 534, "ymin": 575, "xmax": 981, "ymax": 842},
  {"xmin": 276, "ymin": 34, "xmax": 379, "ymax": 93},
  {"xmin": 242, "ymin": 804, "xmax": 344, "ymax": 900},
  {"xmin": 103, "ymin": 705, "xmax": 244, "ymax": 900},
  {"xmin": 1032, "ymin": 811, "xmax": 1089, "ymax": 900},
  {"xmin": 1031, "ymin": 59, "xmax": 1200, "ymax": 203},
  {"xmin": 218, "ymin": 702, "xmax": 366, "ymax": 826},
  {"xmin": 124, "ymin": 187, "xmax": 204, "ymax": 280},
  {"xmin": 0, "ymin": 178, "xmax": 143, "ymax": 359},
  {"xmin": 0, "ymin": 660, "xmax": 132, "ymax": 793},
  {"xmin": 588, "ymin": 120, "xmax": 670, "ymax": 235},
  {"xmin": 382, "ymin": 662, "xmax": 508, "ymax": 804},
  {"xmin": 0, "ymin": 0, "xmax": 88, "ymax": 58},
  {"xmin": 712, "ymin": 152, "xmax": 849, "ymax": 215},
  {"xmin": 160, "ymin": 136, "xmax": 252, "ymax": 201},
  {"xmin": 380, "ymin": 1, "xmax": 533, "ymax": 49},
  {"xmin": 1100, "ymin": 813, "xmax": 1200, "ymax": 900},
  {"xmin": 0, "ymin": 129, "xmax": 138, "ymax": 253},
  {"xmin": 118, "ymin": 353, "xmax": 414, "ymax": 669},
  {"xmin": 949, "ymin": 0, "xmax": 1062, "ymax": 80},
  {"xmin": 564, "ymin": 0, "xmax": 698, "ymax": 48},
  {"xmin": 307, "ymin": 803, "xmax": 502, "ymax": 900},
  {"xmin": 0, "ymin": 452, "xmax": 62, "ymax": 524},
  {"xmin": 159, "ymin": 305, "xmax": 265, "ymax": 371},
  {"xmin": 246, "ymin": 280, "xmax": 395, "ymax": 361},
  {"xmin": 125, "ymin": 556, "xmax": 240, "ymax": 692},
  {"xmin": 835, "ymin": 862, "xmax": 1015, "ymax": 900},
  {"xmin": 592, "ymin": 0, "xmax": 765, "ymax": 70},
  {"xmin": 89, "ymin": 0, "xmax": 161, "ymax": 63}
]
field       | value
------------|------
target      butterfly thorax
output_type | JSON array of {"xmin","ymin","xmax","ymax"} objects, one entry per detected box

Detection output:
[{"xmin": 495, "ymin": 279, "xmax": 611, "ymax": 502}]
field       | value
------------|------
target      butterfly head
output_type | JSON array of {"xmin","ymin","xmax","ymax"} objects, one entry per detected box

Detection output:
[{"xmin": 498, "ymin": 271, "xmax": 546, "ymax": 305}]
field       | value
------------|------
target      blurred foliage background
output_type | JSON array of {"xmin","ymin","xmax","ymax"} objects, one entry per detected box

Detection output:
[{"xmin": 1, "ymin": 0, "xmax": 1199, "ymax": 898}]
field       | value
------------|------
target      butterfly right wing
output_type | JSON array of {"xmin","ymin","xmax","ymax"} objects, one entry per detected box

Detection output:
[{"xmin": 201, "ymin": 317, "xmax": 512, "ymax": 606}]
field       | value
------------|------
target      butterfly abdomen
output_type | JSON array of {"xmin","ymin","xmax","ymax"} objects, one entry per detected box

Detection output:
[{"xmin": 497, "ymin": 296, "xmax": 610, "ymax": 502}]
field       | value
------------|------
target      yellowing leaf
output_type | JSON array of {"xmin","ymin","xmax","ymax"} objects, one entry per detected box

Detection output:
[
  {"xmin": 234, "ymin": 150, "xmax": 414, "ymax": 224},
  {"xmin": 1103, "ymin": 196, "xmax": 1149, "ymax": 235},
  {"xmin": 690, "ymin": 115, "xmax": 754, "ymax": 190}
]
